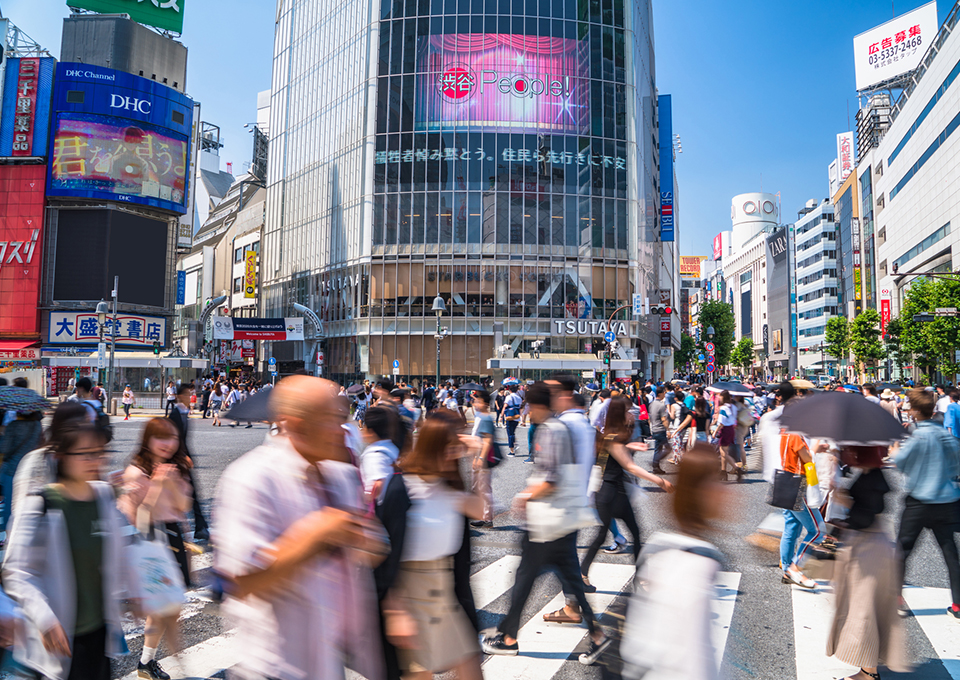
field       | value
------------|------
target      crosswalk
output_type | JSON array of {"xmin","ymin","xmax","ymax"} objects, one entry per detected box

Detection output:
[{"xmin": 108, "ymin": 552, "xmax": 960, "ymax": 680}]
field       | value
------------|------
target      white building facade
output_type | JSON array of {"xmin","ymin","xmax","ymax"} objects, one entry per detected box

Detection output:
[{"xmin": 793, "ymin": 199, "xmax": 838, "ymax": 375}]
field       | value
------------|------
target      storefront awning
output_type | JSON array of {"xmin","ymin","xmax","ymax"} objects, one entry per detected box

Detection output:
[
  {"xmin": 0, "ymin": 340, "xmax": 39, "ymax": 351},
  {"xmin": 488, "ymin": 355, "xmax": 644, "ymax": 371},
  {"xmin": 42, "ymin": 351, "xmax": 208, "ymax": 369}
]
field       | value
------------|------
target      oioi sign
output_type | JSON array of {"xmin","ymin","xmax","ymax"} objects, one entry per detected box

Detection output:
[{"xmin": 66, "ymin": 0, "xmax": 185, "ymax": 33}]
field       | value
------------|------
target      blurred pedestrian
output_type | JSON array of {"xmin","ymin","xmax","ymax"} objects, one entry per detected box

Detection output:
[
  {"xmin": 0, "ymin": 410, "xmax": 43, "ymax": 536},
  {"xmin": 359, "ymin": 406, "xmax": 401, "ymax": 503},
  {"xmin": 468, "ymin": 390, "xmax": 495, "ymax": 528},
  {"xmin": 168, "ymin": 385, "xmax": 211, "ymax": 542},
  {"xmin": 502, "ymin": 384, "xmax": 522, "ymax": 455},
  {"xmin": 620, "ymin": 444, "xmax": 727, "ymax": 680},
  {"xmin": 826, "ymin": 446, "xmax": 908, "ymax": 680},
  {"xmin": 4, "ymin": 423, "xmax": 137, "ymax": 680},
  {"xmin": 715, "ymin": 391, "xmax": 743, "ymax": 481},
  {"xmin": 118, "ymin": 418, "xmax": 192, "ymax": 679},
  {"xmin": 164, "ymin": 381, "xmax": 176, "ymax": 417},
  {"xmin": 387, "ymin": 416, "xmax": 485, "ymax": 679},
  {"xmin": 213, "ymin": 376, "xmax": 387, "ymax": 680},
  {"xmin": 481, "ymin": 382, "xmax": 610, "ymax": 664},
  {"xmin": 122, "ymin": 385, "xmax": 135, "ymax": 420},
  {"xmin": 894, "ymin": 388, "xmax": 960, "ymax": 619},
  {"xmin": 209, "ymin": 380, "xmax": 223, "ymax": 427}
]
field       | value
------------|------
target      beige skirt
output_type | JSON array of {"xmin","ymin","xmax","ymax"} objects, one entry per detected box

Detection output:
[
  {"xmin": 396, "ymin": 556, "xmax": 480, "ymax": 673},
  {"xmin": 826, "ymin": 526, "xmax": 909, "ymax": 672}
]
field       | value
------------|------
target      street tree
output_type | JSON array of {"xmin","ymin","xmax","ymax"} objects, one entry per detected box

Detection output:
[
  {"xmin": 849, "ymin": 309, "xmax": 885, "ymax": 382},
  {"xmin": 730, "ymin": 337, "xmax": 754, "ymax": 376},
  {"xmin": 676, "ymin": 333, "xmax": 697, "ymax": 371},
  {"xmin": 882, "ymin": 316, "xmax": 910, "ymax": 377},
  {"xmin": 697, "ymin": 300, "xmax": 735, "ymax": 368},
  {"xmin": 824, "ymin": 316, "xmax": 849, "ymax": 372},
  {"xmin": 900, "ymin": 276, "xmax": 960, "ymax": 381}
]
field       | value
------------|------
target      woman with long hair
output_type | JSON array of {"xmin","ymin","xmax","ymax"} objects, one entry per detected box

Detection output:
[
  {"xmin": 118, "ymin": 418, "xmax": 192, "ymax": 680},
  {"xmin": 620, "ymin": 444, "xmax": 728, "ymax": 680},
  {"xmin": 714, "ymin": 391, "xmax": 743, "ymax": 481},
  {"xmin": 580, "ymin": 397, "xmax": 671, "ymax": 589},
  {"xmin": 388, "ymin": 415, "xmax": 485, "ymax": 680},
  {"xmin": 692, "ymin": 398, "xmax": 712, "ymax": 443},
  {"xmin": 4, "ymin": 424, "xmax": 136, "ymax": 680}
]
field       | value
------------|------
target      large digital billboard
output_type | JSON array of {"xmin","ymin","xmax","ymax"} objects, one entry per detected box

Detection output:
[
  {"xmin": 415, "ymin": 34, "xmax": 589, "ymax": 134},
  {"xmin": 0, "ymin": 57, "xmax": 56, "ymax": 157},
  {"xmin": 0, "ymin": 166, "xmax": 46, "ymax": 338},
  {"xmin": 46, "ymin": 62, "xmax": 193, "ymax": 214},
  {"xmin": 853, "ymin": 1, "xmax": 938, "ymax": 91},
  {"xmin": 64, "ymin": 0, "xmax": 185, "ymax": 34}
]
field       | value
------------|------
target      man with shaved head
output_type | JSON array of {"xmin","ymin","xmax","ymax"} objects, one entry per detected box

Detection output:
[{"xmin": 214, "ymin": 376, "xmax": 386, "ymax": 680}]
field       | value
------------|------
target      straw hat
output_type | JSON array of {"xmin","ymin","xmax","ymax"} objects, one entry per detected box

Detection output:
[{"xmin": 880, "ymin": 388, "xmax": 896, "ymax": 400}]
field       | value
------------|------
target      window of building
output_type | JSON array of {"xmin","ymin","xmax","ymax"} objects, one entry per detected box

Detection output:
[
  {"xmin": 877, "ymin": 227, "xmax": 886, "ymax": 246},
  {"xmin": 233, "ymin": 277, "xmax": 243, "ymax": 293},
  {"xmin": 235, "ymin": 248, "xmax": 244, "ymax": 263},
  {"xmin": 879, "ymin": 260, "xmax": 888, "ymax": 277},
  {"xmin": 893, "ymin": 222, "xmax": 951, "ymax": 271}
]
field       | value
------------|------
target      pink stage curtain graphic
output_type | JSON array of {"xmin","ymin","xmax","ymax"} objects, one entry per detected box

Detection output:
[{"xmin": 415, "ymin": 33, "xmax": 590, "ymax": 134}]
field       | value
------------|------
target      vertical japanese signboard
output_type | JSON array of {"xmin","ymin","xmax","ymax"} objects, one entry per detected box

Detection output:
[
  {"xmin": 880, "ymin": 288, "xmax": 891, "ymax": 334},
  {"xmin": 658, "ymin": 94, "xmax": 675, "ymax": 242},
  {"xmin": 12, "ymin": 59, "xmax": 39, "ymax": 157},
  {"xmin": 0, "ymin": 57, "xmax": 54, "ymax": 157},
  {"xmin": 836, "ymin": 132, "xmax": 854, "ymax": 183},
  {"xmin": 0, "ymin": 166, "xmax": 46, "ymax": 338},
  {"xmin": 244, "ymin": 250, "xmax": 257, "ymax": 298}
]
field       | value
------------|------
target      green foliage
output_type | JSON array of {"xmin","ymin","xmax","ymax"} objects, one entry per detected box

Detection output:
[
  {"xmin": 849, "ymin": 309, "xmax": 885, "ymax": 381},
  {"xmin": 824, "ymin": 316, "xmax": 849, "ymax": 364},
  {"xmin": 883, "ymin": 316, "xmax": 909, "ymax": 374},
  {"xmin": 730, "ymin": 337, "xmax": 755, "ymax": 371},
  {"xmin": 900, "ymin": 276, "xmax": 960, "ymax": 380},
  {"xmin": 697, "ymin": 300, "xmax": 735, "ymax": 367},
  {"xmin": 676, "ymin": 333, "xmax": 697, "ymax": 369}
]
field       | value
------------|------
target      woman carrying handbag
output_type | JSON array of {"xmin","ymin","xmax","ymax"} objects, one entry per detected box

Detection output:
[
  {"xmin": 774, "ymin": 429, "xmax": 825, "ymax": 589},
  {"xmin": 118, "ymin": 418, "xmax": 192, "ymax": 680},
  {"xmin": 3, "ymin": 423, "xmax": 138, "ymax": 680}
]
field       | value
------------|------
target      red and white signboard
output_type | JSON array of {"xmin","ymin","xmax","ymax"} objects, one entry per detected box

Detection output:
[
  {"xmin": 0, "ymin": 166, "xmax": 45, "ymax": 339},
  {"xmin": 713, "ymin": 233, "xmax": 723, "ymax": 261},
  {"xmin": 836, "ymin": 132, "xmax": 854, "ymax": 183},
  {"xmin": 660, "ymin": 319, "xmax": 671, "ymax": 332},
  {"xmin": 0, "ymin": 348, "xmax": 38, "ymax": 360},
  {"xmin": 12, "ymin": 58, "xmax": 39, "ymax": 157},
  {"xmin": 880, "ymin": 288, "xmax": 892, "ymax": 334},
  {"xmin": 853, "ymin": 1, "xmax": 938, "ymax": 91}
]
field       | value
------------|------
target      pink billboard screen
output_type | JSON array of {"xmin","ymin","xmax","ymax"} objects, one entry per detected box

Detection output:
[{"xmin": 415, "ymin": 34, "xmax": 590, "ymax": 134}]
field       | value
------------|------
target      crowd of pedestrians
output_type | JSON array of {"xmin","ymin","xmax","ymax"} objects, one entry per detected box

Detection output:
[{"xmin": 0, "ymin": 368, "xmax": 955, "ymax": 680}]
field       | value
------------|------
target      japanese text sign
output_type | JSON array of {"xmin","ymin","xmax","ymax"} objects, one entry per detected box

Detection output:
[
  {"xmin": 12, "ymin": 59, "xmax": 39, "ymax": 157},
  {"xmin": 65, "ymin": 0, "xmax": 185, "ymax": 34},
  {"xmin": 853, "ymin": 2, "xmax": 937, "ymax": 91},
  {"xmin": 48, "ymin": 311, "xmax": 166, "ymax": 347}
]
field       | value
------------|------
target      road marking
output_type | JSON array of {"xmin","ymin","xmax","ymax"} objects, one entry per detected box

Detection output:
[
  {"xmin": 120, "ymin": 629, "xmax": 237, "ymax": 680},
  {"xmin": 790, "ymin": 580, "xmax": 859, "ymax": 680},
  {"xmin": 712, "ymin": 571, "xmax": 741, "ymax": 671},
  {"xmin": 472, "ymin": 555, "xmax": 522, "ymax": 609},
  {"xmin": 480, "ymin": 562, "xmax": 635, "ymax": 679},
  {"xmin": 902, "ymin": 585, "xmax": 960, "ymax": 679}
]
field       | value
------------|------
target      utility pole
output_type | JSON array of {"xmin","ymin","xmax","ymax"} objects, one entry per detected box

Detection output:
[{"xmin": 107, "ymin": 276, "xmax": 118, "ymax": 407}]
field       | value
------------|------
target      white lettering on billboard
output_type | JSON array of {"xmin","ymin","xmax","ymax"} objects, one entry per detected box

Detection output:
[{"xmin": 853, "ymin": 1, "xmax": 938, "ymax": 91}]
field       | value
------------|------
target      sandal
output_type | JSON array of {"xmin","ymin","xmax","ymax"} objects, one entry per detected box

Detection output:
[
  {"xmin": 542, "ymin": 608, "xmax": 582, "ymax": 624},
  {"xmin": 845, "ymin": 671, "xmax": 880, "ymax": 680}
]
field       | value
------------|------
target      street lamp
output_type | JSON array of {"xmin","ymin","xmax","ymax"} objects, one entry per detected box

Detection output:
[
  {"xmin": 96, "ymin": 299, "xmax": 108, "ymax": 386},
  {"xmin": 432, "ymin": 295, "xmax": 446, "ymax": 385}
]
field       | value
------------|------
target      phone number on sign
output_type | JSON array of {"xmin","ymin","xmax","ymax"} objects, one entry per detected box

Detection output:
[
  {"xmin": 868, "ymin": 36, "xmax": 922, "ymax": 65},
  {"xmin": 375, "ymin": 147, "xmax": 627, "ymax": 170}
]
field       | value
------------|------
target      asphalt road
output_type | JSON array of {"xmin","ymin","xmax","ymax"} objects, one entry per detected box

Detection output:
[{"xmin": 101, "ymin": 415, "xmax": 958, "ymax": 680}]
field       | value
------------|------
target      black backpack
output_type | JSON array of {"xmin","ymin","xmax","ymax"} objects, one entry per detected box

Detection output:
[{"xmin": 84, "ymin": 400, "xmax": 114, "ymax": 443}]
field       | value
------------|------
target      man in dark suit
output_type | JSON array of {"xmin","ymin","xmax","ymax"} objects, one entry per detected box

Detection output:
[{"xmin": 169, "ymin": 384, "xmax": 210, "ymax": 541}]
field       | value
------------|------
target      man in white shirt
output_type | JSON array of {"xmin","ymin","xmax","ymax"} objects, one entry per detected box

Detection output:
[
  {"xmin": 589, "ymin": 390, "xmax": 611, "ymax": 430},
  {"xmin": 863, "ymin": 383, "xmax": 881, "ymax": 405},
  {"xmin": 935, "ymin": 384, "xmax": 951, "ymax": 415},
  {"xmin": 358, "ymin": 406, "xmax": 400, "ymax": 503}
]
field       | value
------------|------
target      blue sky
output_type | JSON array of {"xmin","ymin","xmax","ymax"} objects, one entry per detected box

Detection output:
[{"xmin": 3, "ymin": 0, "xmax": 949, "ymax": 254}]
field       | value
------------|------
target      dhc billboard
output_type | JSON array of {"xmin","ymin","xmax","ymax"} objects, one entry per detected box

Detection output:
[{"xmin": 46, "ymin": 62, "xmax": 194, "ymax": 214}]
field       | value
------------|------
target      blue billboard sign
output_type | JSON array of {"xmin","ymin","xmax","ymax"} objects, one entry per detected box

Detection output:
[
  {"xmin": 0, "ymin": 57, "xmax": 56, "ymax": 157},
  {"xmin": 46, "ymin": 62, "xmax": 194, "ymax": 214},
  {"xmin": 658, "ymin": 94, "xmax": 675, "ymax": 242},
  {"xmin": 176, "ymin": 270, "xmax": 186, "ymax": 305}
]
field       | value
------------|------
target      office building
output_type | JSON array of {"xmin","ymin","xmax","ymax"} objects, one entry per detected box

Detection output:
[{"xmin": 793, "ymin": 199, "xmax": 837, "ymax": 374}]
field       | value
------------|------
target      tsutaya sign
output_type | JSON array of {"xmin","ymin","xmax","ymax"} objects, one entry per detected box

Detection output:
[{"xmin": 553, "ymin": 319, "xmax": 628, "ymax": 337}]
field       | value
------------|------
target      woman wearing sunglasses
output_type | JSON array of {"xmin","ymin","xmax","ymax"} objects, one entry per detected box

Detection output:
[{"xmin": 3, "ymin": 423, "xmax": 137, "ymax": 680}]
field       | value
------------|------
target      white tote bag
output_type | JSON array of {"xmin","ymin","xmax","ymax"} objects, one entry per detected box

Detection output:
[
  {"xmin": 526, "ymin": 463, "xmax": 600, "ymax": 543},
  {"xmin": 128, "ymin": 508, "xmax": 185, "ymax": 617}
]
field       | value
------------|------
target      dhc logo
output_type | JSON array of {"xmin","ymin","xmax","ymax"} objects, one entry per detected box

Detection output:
[{"xmin": 109, "ymin": 94, "xmax": 151, "ymax": 114}]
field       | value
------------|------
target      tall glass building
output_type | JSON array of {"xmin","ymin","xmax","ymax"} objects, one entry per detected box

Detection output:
[{"xmin": 263, "ymin": 0, "xmax": 661, "ymax": 383}]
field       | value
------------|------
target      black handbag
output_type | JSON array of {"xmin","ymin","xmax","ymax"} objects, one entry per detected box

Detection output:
[{"xmin": 767, "ymin": 434, "xmax": 804, "ymax": 510}]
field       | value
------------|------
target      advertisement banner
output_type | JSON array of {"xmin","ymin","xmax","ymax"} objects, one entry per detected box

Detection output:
[
  {"xmin": 47, "ymin": 63, "xmax": 194, "ymax": 214},
  {"xmin": 176, "ymin": 270, "xmax": 186, "ymax": 305},
  {"xmin": 658, "ymin": 95, "xmax": 674, "ymax": 242},
  {"xmin": 836, "ymin": 132, "xmax": 854, "ymax": 183},
  {"xmin": 853, "ymin": 1, "xmax": 937, "ymax": 91},
  {"xmin": 0, "ymin": 348, "xmax": 39, "ymax": 361},
  {"xmin": 0, "ymin": 166, "xmax": 45, "ymax": 338},
  {"xmin": 244, "ymin": 250, "xmax": 257, "ymax": 298},
  {"xmin": 713, "ymin": 233, "xmax": 723, "ymax": 261},
  {"xmin": 880, "ymin": 298, "xmax": 891, "ymax": 333},
  {"xmin": 0, "ymin": 57, "xmax": 55, "ymax": 157},
  {"xmin": 224, "ymin": 340, "xmax": 254, "ymax": 363},
  {"xmin": 679, "ymin": 256, "xmax": 706, "ymax": 278},
  {"xmin": 177, "ymin": 101, "xmax": 201, "ymax": 247},
  {"xmin": 415, "ymin": 34, "xmax": 589, "ymax": 134},
  {"xmin": 48, "ymin": 311, "xmax": 166, "ymax": 346},
  {"xmin": 64, "ymin": 0, "xmax": 185, "ymax": 33},
  {"xmin": 212, "ymin": 317, "xmax": 304, "ymax": 341}
]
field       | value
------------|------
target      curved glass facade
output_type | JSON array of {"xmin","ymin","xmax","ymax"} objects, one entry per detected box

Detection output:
[{"xmin": 264, "ymin": 0, "xmax": 659, "ymax": 383}]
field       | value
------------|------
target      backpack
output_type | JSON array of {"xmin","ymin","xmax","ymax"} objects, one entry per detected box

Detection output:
[
  {"xmin": 84, "ymin": 400, "xmax": 114, "ymax": 443},
  {"xmin": 736, "ymin": 404, "xmax": 755, "ymax": 429}
]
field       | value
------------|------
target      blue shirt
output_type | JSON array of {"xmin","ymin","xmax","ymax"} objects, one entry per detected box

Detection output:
[
  {"xmin": 945, "ymin": 402, "xmax": 960, "ymax": 438},
  {"xmin": 895, "ymin": 420, "xmax": 960, "ymax": 504}
]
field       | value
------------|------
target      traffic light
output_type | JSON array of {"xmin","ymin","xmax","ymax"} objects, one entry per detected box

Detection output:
[
  {"xmin": 912, "ymin": 313, "xmax": 935, "ymax": 323},
  {"xmin": 153, "ymin": 341, "xmax": 161, "ymax": 356},
  {"xmin": 651, "ymin": 305, "xmax": 673, "ymax": 315},
  {"xmin": 603, "ymin": 351, "xmax": 611, "ymax": 365}
]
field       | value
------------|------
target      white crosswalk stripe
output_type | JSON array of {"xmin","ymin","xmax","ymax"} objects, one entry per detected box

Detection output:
[
  {"xmin": 790, "ymin": 580, "xmax": 860, "ymax": 680},
  {"xmin": 902, "ymin": 585, "xmax": 960, "ymax": 680}
]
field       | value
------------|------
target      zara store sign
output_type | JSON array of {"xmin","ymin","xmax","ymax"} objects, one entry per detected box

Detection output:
[{"xmin": 552, "ymin": 319, "xmax": 628, "ymax": 337}]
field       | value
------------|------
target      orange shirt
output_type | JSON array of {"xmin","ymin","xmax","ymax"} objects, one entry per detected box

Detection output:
[{"xmin": 779, "ymin": 432, "xmax": 806, "ymax": 474}]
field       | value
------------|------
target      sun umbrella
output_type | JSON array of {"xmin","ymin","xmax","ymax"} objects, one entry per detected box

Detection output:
[
  {"xmin": 345, "ymin": 384, "xmax": 366, "ymax": 396},
  {"xmin": 222, "ymin": 388, "xmax": 273, "ymax": 422},
  {"xmin": 583, "ymin": 382, "xmax": 600, "ymax": 392},
  {"xmin": 0, "ymin": 386, "xmax": 49, "ymax": 413},
  {"xmin": 790, "ymin": 379, "xmax": 815, "ymax": 390},
  {"xmin": 842, "ymin": 384, "xmax": 861, "ymax": 393},
  {"xmin": 705, "ymin": 381, "xmax": 754, "ymax": 397},
  {"xmin": 502, "ymin": 377, "xmax": 520, "ymax": 386},
  {"xmin": 460, "ymin": 382, "xmax": 484, "ymax": 391},
  {"xmin": 778, "ymin": 391, "xmax": 906, "ymax": 446},
  {"xmin": 875, "ymin": 382, "xmax": 903, "ymax": 393}
]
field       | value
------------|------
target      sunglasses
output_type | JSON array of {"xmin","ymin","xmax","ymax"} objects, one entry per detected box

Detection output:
[{"xmin": 62, "ymin": 449, "xmax": 104, "ymax": 459}]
